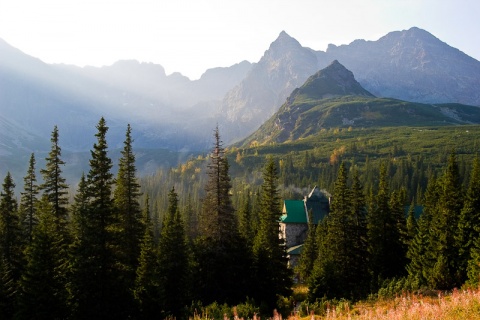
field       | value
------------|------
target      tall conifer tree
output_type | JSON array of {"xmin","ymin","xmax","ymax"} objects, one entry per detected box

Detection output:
[
  {"xmin": 428, "ymin": 151, "xmax": 463, "ymax": 289},
  {"xmin": 367, "ymin": 163, "xmax": 405, "ymax": 288},
  {"xmin": 114, "ymin": 124, "xmax": 143, "ymax": 302},
  {"xmin": 19, "ymin": 153, "xmax": 39, "ymax": 244},
  {"xmin": 238, "ymin": 191, "xmax": 254, "ymax": 245},
  {"xmin": 134, "ymin": 196, "xmax": 160, "ymax": 319},
  {"xmin": 309, "ymin": 163, "xmax": 368, "ymax": 300},
  {"xmin": 16, "ymin": 196, "xmax": 69, "ymax": 320},
  {"xmin": 157, "ymin": 187, "xmax": 190, "ymax": 318},
  {"xmin": 71, "ymin": 117, "xmax": 122, "ymax": 319},
  {"xmin": 40, "ymin": 126, "xmax": 68, "ymax": 229},
  {"xmin": 456, "ymin": 156, "xmax": 480, "ymax": 284},
  {"xmin": 406, "ymin": 177, "xmax": 438, "ymax": 286},
  {"xmin": 194, "ymin": 127, "xmax": 249, "ymax": 305},
  {"xmin": 252, "ymin": 156, "xmax": 292, "ymax": 310},
  {"xmin": 0, "ymin": 173, "xmax": 22, "ymax": 319},
  {"xmin": 349, "ymin": 168, "xmax": 370, "ymax": 298}
]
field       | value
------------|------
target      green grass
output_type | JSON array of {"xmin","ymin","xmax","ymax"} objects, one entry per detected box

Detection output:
[
  {"xmin": 238, "ymin": 93, "xmax": 480, "ymax": 147},
  {"xmin": 230, "ymin": 125, "xmax": 480, "ymax": 170}
]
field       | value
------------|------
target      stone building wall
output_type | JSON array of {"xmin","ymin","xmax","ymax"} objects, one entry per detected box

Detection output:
[{"xmin": 280, "ymin": 222, "xmax": 308, "ymax": 248}]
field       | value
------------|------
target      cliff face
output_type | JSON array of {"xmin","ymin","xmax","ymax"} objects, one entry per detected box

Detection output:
[{"xmin": 219, "ymin": 31, "xmax": 320, "ymax": 142}]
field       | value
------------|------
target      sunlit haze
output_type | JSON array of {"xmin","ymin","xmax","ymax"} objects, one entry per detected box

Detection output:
[{"xmin": 0, "ymin": 0, "xmax": 479, "ymax": 80}]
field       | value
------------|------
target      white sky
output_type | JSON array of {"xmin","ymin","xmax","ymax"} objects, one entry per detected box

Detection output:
[{"xmin": 0, "ymin": 0, "xmax": 479, "ymax": 80}]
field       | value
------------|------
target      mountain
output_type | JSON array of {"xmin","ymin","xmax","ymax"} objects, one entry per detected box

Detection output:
[
  {"xmin": 221, "ymin": 27, "xmax": 480, "ymax": 142},
  {"xmin": 239, "ymin": 61, "xmax": 480, "ymax": 146},
  {"xmin": 0, "ymin": 38, "xmax": 251, "ymax": 183},
  {"xmin": 323, "ymin": 27, "xmax": 480, "ymax": 105},
  {"xmin": 0, "ymin": 37, "xmax": 252, "ymax": 152},
  {"xmin": 219, "ymin": 31, "xmax": 320, "ymax": 142},
  {"xmin": 2, "ymin": 27, "xmax": 480, "ymax": 183}
]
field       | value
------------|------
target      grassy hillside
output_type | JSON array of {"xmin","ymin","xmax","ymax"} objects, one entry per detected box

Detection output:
[
  {"xmin": 230, "ymin": 125, "xmax": 480, "ymax": 174},
  {"xmin": 239, "ymin": 95, "xmax": 480, "ymax": 147}
]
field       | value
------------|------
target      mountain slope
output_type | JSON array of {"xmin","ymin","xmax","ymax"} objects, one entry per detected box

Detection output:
[
  {"xmin": 324, "ymin": 27, "xmax": 480, "ymax": 105},
  {"xmin": 0, "ymin": 37, "xmax": 252, "ymax": 152},
  {"xmin": 219, "ymin": 31, "xmax": 320, "ymax": 142},
  {"xmin": 220, "ymin": 27, "xmax": 480, "ymax": 143},
  {"xmin": 2, "ymin": 26, "xmax": 480, "ymax": 167},
  {"xmin": 239, "ymin": 61, "xmax": 480, "ymax": 146}
]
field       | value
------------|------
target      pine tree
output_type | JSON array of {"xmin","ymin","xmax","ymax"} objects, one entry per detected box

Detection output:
[
  {"xmin": 389, "ymin": 189, "xmax": 408, "ymax": 266},
  {"xmin": 114, "ymin": 124, "xmax": 143, "ymax": 303},
  {"xmin": 456, "ymin": 156, "xmax": 480, "ymax": 284},
  {"xmin": 16, "ymin": 196, "xmax": 69, "ymax": 320},
  {"xmin": 194, "ymin": 127, "xmax": 249, "ymax": 305},
  {"xmin": 428, "ymin": 151, "xmax": 463, "ymax": 289},
  {"xmin": 309, "ymin": 163, "xmax": 368, "ymax": 300},
  {"xmin": 134, "ymin": 196, "xmax": 161, "ymax": 319},
  {"xmin": 348, "ymin": 168, "xmax": 370, "ymax": 298},
  {"xmin": 40, "ymin": 126, "xmax": 68, "ymax": 230},
  {"xmin": 238, "ymin": 190, "xmax": 254, "ymax": 245},
  {"xmin": 71, "ymin": 117, "xmax": 122, "ymax": 319},
  {"xmin": 157, "ymin": 187, "xmax": 190, "ymax": 318},
  {"xmin": 367, "ymin": 163, "xmax": 405, "ymax": 288},
  {"xmin": 0, "ymin": 173, "xmax": 22, "ymax": 319},
  {"xmin": 19, "ymin": 153, "xmax": 39, "ymax": 244},
  {"xmin": 406, "ymin": 177, "xmax": 438, "ymax": 287},
  {"xmin": 252, "ymin": 156, "xmax": 292, "ymax": 310},
  {"xmin": 70, "ymin": 173, "xmax": 89, "ymax": 239},
  {"xmin": 405, "ymin": 200, "xmax": 417, "ymax": 247}
]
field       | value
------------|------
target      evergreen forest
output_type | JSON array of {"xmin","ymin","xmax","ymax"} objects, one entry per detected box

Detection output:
[{"xmin": 1, "ymin": 119, "xmax": 480, "ymax": 319}]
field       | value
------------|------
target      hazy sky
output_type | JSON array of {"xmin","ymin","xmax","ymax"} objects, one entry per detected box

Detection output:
[{"xmin": 1, "ymin": 0, "xmax": 479, "ymax": 79}]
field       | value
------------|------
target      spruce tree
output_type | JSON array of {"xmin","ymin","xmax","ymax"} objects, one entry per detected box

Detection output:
[
  {"xmin": 71, "ymin": 117, "xmax": 122, "ymax": 319},
  {"xmin": 389, "ymin": 189, "xmax": 408, "ymax": 266},
  {"xmin": 309, "ymin": 163, "xmax": 349, "ymax": 299},
  {"xmin": 238, "ymin": 190, "xmax": 254, "ymax": 245},
  {"xmin": 405, "ymin": 200, "xmax": 417, "ymax": 247},
  {"xmin": 19, "ymin": 153, "xmax": 39, "ymax": 244},
  {"xmin": 456, "ymin": 156, "xmax": 480, "ymax": 284},
  {"xmin": 157, "ymin": 187, "xmax": 190, "ymax": 318},
  {"xmin": 40, "ymin": 126, "xmax": 68, "ymax": 229},
  {"xmin": 114, "ymin": 124, "xmax": 143, "ymax": 303},
  {"xmin": 348, "ymin": 168, "xmax": 370, "ymax": 298},
  {"xmin": 134, "ymin": 196, "xmax": 161, "ymax": 319},
  {"xmin": 406, "ymin": 177, "xmax": 438, "ymax": 287},
  {"xmin": 367, "ymin": 163, "xmax": 405, "ymax": 288},
  {"xmin": 428, "ymin": 151, "xmax": 463, "ymax": 289},
  {"xmin": 309, "ymin": 163, "xmax": 368, "ymax": 300},
  {"xmin": 70, "ymin": 173, "xmax": 89, "ymax": 239},
  {"xmin": 194, "ymin": 127, "xmax": 249, "ymax": 305},
  {"xmin": 0, "ymin": 172, "xmax": 22, "ymax": 319},
  {"xmin": 16, "ymin": 196, "xmax": 69, "ymax": 320},
  {"xmin": 252, "ymin": 156, "xmax": 292, "ymax": 310}
]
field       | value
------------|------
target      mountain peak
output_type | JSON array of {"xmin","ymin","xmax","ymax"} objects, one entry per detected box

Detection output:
[
  {"xmin": 268, "ymin": 30, "xmax": 303, "ymax": 54},
  {"xmin": 278, "ymin": 30, "xmax": 293, "ymax": 40},
  {"xmin": 293, "ymin": 60, "xmax": 374, "ymax": 100}
]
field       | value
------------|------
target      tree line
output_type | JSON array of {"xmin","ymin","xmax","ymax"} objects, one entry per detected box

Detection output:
[
  {"xmin": 297, "ymin": 152, "xmax": 480, "ymax": 303},
  {"xmin": 0, "ymin": 120, "xmax": 291, "ymax": 319}
]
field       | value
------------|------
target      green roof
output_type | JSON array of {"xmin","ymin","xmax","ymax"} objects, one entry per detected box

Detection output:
[{"xmin": 280, "ymin": 200, "xmax": 307, "ymax": 223}]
